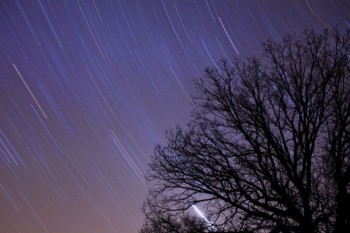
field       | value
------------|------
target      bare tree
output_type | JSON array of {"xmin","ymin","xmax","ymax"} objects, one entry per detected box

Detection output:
[{"xmin": 143, "ymin": 29, "xmax": 350, "ymax": 233}]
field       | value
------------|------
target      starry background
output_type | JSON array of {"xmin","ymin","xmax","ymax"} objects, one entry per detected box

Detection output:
[{"xmin": 0, "ymin": 0, "xmax": 349, "ymax": 233}]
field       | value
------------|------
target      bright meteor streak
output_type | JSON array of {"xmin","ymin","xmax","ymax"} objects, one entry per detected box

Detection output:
[{"xmin": 192, "ymin": 205, "xmax": 210, "ymax": 224}]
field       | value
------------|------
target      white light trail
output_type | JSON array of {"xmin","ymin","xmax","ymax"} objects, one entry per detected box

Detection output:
[
  {"xmin": 13, "ymin": 64, "xmax": 48, "ymax": 119},
  {"xmin": 192, "ymin": 205, "xmax": 210, "ymax": 224},
  {"xmin": 219, "ymin": 17, "xmax": 239, "ymax": 55}
]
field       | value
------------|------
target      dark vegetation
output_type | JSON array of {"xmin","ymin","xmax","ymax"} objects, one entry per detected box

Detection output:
[{"xmin": 140, "ymin": 29, "xmax": 350, "ymax": 233}]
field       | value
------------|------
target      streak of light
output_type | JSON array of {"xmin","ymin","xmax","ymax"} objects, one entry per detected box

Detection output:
[
  {"xmin": 15, "ymin": 0, "xmax": 41, "ymax": 46},
  {"xmin": 192, "ymin": 205, "xmax": 210, "ymax": 224},
  {"xmin": 0, "ymin": 183, "xmax": 20, "ymax": 212},
  {"xmin": 87, "ymin": 194, "xmax": 120, "ymax": 233},
  {"xmin": 110, "ymin": 129, "xmax": 144, "ymax": 180},
  {"xmin": 161, "ymin": 0, "xmax": 182, "ymax": 45},
  {"xmin": 0, "ymin": 135, "xmax": 18, "ymax": 166},
  {"xmin": 92, "ymin": 0, "xmax": 103, "ymax": 22},
  {"xmin": 205, "ymin": 0, "xmax": 216, "ymax": 23},
  {"xmin": 200, "ymin": 38, "xmax": 220, "ymax": 70},
  {"xmin": 29, "ymin": 103, "xmax": 63, "ymax": 154},
  {"xmin": 13, "ymin": 64, "xmax": 48, "ymax": 119},
  {"xmin": 134, "ymin": 49, "xmax": 160, "ymax": 93},
  {"xmin": 76, "ymin": 0, "xmax": 106, "ymax": 59},
  {"xmin": 218, "ymin": 17, "xmax": 240, "ymax": 55},
  {"xmin": 192, "ymin": 205, "xmax": 217, "ymax": 231},
  {"xmin": 173, "ymin": 2, "xmax": 192, "ymax": 45},
  {"xmin": 169, "ymin": 65, "xmax": 192, "ymax": 102},
  {"xmin": 18, "ymin": 189, "xmax": 50, "ymax": 233},
  {"xmin": 305, "ymin": 0, "xmax": 316, "ymax": 16},
  {"xmin": 37, "ymin": 0, "xmax": 63, "ymax": 48}
]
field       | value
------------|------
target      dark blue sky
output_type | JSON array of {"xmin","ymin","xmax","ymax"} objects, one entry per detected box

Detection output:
[{"xmin": 0, "ymin": 1, "xmax": 349, "ymax": 232}]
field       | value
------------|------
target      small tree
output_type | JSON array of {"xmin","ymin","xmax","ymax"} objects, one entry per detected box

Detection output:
[{"xmin": 142, "ymin": 29, "xmax": 350, "ymax": 233}]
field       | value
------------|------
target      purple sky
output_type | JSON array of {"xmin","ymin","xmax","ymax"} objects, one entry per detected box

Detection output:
[{"xmin": 0, "ymin": 1, "xmax": 349, "ymax": 232}]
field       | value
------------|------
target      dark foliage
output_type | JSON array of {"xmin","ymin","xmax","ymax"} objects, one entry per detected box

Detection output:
[{"xmin": 141, "ymin": 29, "xmax": 350, "ymax": 233}]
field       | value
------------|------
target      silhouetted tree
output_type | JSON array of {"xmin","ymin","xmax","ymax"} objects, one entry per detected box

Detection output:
[{"xmin": 142, "ymin": 29, "xmax": 350, "ymax": 233}]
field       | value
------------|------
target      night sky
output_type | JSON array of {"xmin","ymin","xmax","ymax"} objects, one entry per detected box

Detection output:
[{"xmin": 0, "ymin": 1, "xmax": 349, "ymax": 233}]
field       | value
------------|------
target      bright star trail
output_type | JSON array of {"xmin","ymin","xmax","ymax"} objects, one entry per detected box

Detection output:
[
  {"xmin": 192, "ymin": 205, "xmax": 210, "ymax": 224},
  {"xmin": 0, "ymin": 1, "xmax": 349, "ymax": 233}
]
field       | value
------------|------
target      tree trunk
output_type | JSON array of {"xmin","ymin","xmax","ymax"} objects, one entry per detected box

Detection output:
[{"xmin": 333, "ymin": 184, "xmax": 349, "ymax": 233}]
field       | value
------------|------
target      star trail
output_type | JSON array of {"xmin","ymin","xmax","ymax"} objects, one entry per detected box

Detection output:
[{"xmin": 0, "ymin": 1, "xmax": 349, "ymax": 233}]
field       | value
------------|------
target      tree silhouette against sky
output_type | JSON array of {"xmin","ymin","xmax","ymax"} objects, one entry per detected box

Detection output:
[{"xmin": 141, "ymin": 29, "xmax": 350, "ymax": 233}]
